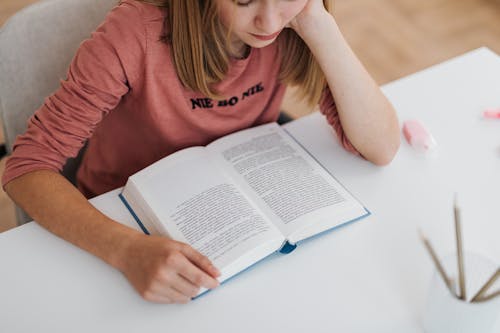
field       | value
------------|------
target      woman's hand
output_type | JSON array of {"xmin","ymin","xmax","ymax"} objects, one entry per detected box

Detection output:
[
  {"xmin": 121, "ymin": 234, "xmax": 220, "ymax": 303},
  {"xmin": 287, "ymin": 0, "xmax": 331, "ymax": 38}
]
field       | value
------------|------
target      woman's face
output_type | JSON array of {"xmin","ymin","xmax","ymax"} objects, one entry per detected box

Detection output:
[{"xmin": 216, "ymin": 0, "xmax": 308, "ymax": 52}]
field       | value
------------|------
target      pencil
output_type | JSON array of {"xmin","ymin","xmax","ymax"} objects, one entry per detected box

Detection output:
[
  {"xmin": 454, "ymin": 195, "xmax": 466, "ymax": 300},
  {"xmin": 470, "ymin": 268, "xmax": 500, "ymax": 303},
  {"xmin": 475, "ymin": 289, "xmax": 500, "ymax": 303},
  {"xmin": 418, "ymin": 229, "xmax": 456, "ymax": 296}
]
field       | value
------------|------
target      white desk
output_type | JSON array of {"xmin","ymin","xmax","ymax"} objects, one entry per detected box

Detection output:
[{"xmin": 1, "ymin": 48, "xmax": 499, "ymax": 332}]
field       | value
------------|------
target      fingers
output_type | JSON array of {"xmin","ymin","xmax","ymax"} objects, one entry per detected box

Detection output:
[
  {"xmin": 144, "ymin": 284, "xmax": 191, "ymax": 304},
  {"xmin": 147, "ymin": 244, "xmax": 218, "ymax": 303},
  {"xmin": 168, "ymin": 273, "xmax": 200, "ymax": 298},
  {"xmin": 142, "ymin": 270, "xmax": 199, "ymax": 304},
  {"xmin": 180, "ymin": 244, "xmax": 221, "ymax": 278},
  {"xmin": 178, "ymin": 245, "xmax": 220, "ymax": 289}
]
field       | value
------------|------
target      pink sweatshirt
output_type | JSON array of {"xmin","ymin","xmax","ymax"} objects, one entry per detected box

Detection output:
[{"xmin": 2, "ymin": 0, "xmax": 356, "ymax": 198}]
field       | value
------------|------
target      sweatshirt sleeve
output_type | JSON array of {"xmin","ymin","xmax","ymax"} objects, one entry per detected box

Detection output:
[
  {"xmin": 2, "ymin": 1, "xmax": 146, "ymax": 188},
  {"xmin": 319, "ymin": 87, "xmax": 360, "ymax": 155}
]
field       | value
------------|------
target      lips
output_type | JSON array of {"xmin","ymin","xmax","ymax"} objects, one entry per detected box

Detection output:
[{"xmin": 250, "ymin": 30, "xmax": 282, "ymax": 41}]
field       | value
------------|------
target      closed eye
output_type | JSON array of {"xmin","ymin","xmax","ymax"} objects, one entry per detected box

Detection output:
[{"xmin": 236, "ymin": 0, "xmax": 254, "ymax": 7}]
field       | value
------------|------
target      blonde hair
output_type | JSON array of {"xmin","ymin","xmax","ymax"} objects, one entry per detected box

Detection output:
[{"xmin": 137, "ymin": 0, "xmax": 334, "ymax": 107}]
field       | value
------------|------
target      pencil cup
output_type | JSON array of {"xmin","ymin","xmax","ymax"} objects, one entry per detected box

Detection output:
[{"xmin": 423, "ymin": 253, "xmax": 500, "ymax": 333}]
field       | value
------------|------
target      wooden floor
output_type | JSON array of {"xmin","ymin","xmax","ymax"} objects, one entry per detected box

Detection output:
[{"xmin": 1, "ymin": 0, "xmax": 500, "ymax": 232}]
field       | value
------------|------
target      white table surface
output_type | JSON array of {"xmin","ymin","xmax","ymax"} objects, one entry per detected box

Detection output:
[{"xmin": 1, "ymin": 47, "xmax": 499, "ymax": 332}]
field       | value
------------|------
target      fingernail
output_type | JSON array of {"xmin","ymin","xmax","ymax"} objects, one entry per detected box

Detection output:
[{"xmin": 212, "ymin": 265, "xmax": 221, "ymax": 276}]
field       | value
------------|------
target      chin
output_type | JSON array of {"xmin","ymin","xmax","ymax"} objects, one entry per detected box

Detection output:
[{"xmin": 245, "ymin": 39, "xmax": 276, "ymax": 49}]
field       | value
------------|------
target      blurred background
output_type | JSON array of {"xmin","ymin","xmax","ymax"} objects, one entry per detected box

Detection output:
[{"xmin": 1, "ymin": 0, "xmax": 499, "ymax": 232}]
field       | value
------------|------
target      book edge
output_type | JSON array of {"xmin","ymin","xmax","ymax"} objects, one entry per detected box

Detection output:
[
  {"xmin": 290, "ymin": 208, "xmax": 371, "ymax": 248},
  {"xmin": 119, "ymin": 192, "xmax": 150, "ymax": 235}
]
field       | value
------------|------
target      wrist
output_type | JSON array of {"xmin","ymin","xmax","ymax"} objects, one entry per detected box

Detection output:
[
  {"xmin": 105, "ymin": 221, "xmax": 144, "ymax": 272},
  {"xmin": 293, "ymin": 11, "xmax": 336, "ymax": 43},
  {"xmin": 296, "ymin": 14, "xmax": 349, "ymax": 68}
]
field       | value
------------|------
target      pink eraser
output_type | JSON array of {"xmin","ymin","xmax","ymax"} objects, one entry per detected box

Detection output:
[
  {"xmin": 402, "ymin": 120, "xmax": 436, "ymax": 151},
  {"xmin": 483, "ymin": 108, "xmax": 500, "ymax": 119}
]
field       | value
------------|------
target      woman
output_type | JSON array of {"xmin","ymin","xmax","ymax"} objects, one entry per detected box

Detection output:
[{"xmin": 2, "ymin": 0, "xmax": 400, "ymax": 303}]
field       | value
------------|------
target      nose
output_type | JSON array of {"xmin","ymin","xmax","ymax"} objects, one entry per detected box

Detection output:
[{"xmin": 254, "ymin": 4, "xmax": 281, "ymax": 34}]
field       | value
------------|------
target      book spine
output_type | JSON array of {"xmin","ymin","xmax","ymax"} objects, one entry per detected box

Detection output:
[
  {"xmin": 118, "ymin": 193, "xmax": 150, "ymax": 235},
  {"xmin": 279, "ymin": 241, "xmax": 297, "ymax": 254}
]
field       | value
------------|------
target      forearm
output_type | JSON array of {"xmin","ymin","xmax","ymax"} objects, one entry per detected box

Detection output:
[
  {"xmin": 296, "ymin": 13, "xmax": 400, "ymax": 165},
  {"xmin": 4, "ymin": 170, "xmax": 140, "ymax": 271}
]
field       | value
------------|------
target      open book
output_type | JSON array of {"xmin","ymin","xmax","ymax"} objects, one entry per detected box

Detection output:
[{"xmin": 119, "ymin": 122, "xmax": 370, "ymax": 295}]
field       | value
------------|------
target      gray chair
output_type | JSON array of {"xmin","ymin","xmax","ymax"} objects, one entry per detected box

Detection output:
[{"xmin": 0, "ymin": 0, "xmax": 117, "ymax": 225}]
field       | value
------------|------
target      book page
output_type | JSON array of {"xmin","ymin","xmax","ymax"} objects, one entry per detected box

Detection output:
[
  {"xmin": 208, "ymin": 123, "xmax": 368, "ymax": 243},
  {"xmin": 122, "ymin": 147, "xmax": 284, "ymax": 275}
]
